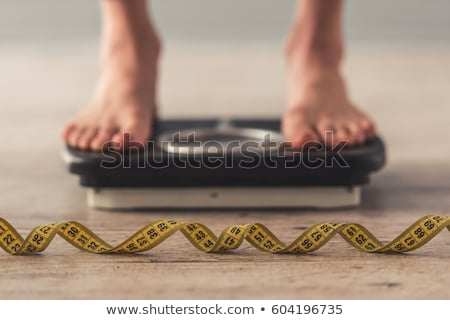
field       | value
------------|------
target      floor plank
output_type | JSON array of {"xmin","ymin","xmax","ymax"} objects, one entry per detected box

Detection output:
[{"xmin": 0, "ymin": 46, "xmax": 449, "ymax": 299}]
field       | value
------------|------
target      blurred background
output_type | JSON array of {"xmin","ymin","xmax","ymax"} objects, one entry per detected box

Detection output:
[
  {"xmin": 1, "ymin": 0, "xmax": 449, "ymax": 121},
  {"xmin": 0, "ymin": 0, "xmax": 450, "ymax": 214},
  {"xmin": 1, "ymin": 0, "xmax": 450, "ymax": 46},
  {"xmin": 1, "ymin": 1, "xmax": 450, "ymax": 300}
]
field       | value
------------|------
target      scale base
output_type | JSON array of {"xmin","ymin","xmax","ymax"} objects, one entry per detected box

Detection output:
[{"xmin": 87, "ymin": 186, "xmax": 361, "ymax": 210}]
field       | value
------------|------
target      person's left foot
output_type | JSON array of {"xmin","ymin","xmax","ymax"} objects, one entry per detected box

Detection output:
[{"xmin": 282, "ymin": 41, "xmax": 376, "ymax": 149}]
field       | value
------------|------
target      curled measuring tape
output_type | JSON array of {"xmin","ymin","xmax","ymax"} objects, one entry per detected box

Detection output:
[{"xmin": 0, "ymin": 215, "xmax": 448, "ymax": 255}]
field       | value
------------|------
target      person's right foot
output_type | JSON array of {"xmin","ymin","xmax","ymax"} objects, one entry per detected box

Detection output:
[{"xmin": 62, "ymin": 3, "xmax": 160, "ymax": 151}]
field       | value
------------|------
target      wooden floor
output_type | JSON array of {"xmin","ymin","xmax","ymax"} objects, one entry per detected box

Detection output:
[{"xmin": 0, "ymin": 45, "xmax": 449, "ymax": 299}]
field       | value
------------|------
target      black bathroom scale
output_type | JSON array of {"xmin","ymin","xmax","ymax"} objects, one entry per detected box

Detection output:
[{"xmin": 63, "ymin": 118, "xmax": 385, "ymax": 209}]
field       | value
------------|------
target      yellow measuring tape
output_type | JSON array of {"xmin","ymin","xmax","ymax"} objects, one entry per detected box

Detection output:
[{"xmin": 0, "ymin": 215, "xmax": 448, "ymax": 255}]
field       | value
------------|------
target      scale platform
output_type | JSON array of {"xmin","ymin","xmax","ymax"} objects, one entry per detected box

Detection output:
[{"xmin": 63, "ymin": 118, "xmax": 385, "ymax": 210}]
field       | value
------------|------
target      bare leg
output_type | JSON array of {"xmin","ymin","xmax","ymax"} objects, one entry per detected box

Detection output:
[
  {"xmin": 282, "ymin": 0, "xmax": 375, "ymax": 148},
  {"xmin": 62, "ymin": 0, "xmax": 160, "ymax": 150}
]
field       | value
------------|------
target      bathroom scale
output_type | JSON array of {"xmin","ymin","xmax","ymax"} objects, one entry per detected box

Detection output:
[{"xmin": 63, "ymin": 118, "xmax": 385, "ymax": 209}]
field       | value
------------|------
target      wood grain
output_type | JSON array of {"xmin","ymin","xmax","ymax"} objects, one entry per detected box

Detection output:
[{"xmin": 0, "ymin": 47, "xmax": 449, "ymax": 299}]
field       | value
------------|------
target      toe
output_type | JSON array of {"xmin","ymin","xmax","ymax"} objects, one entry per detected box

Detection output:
[
  {"xmin": 346, "ymin": 122, "xmax": 366, "ymax": 146},
  {"xmin": 112, "ymin": 121, "xmax": 151, "ymax": 149},
  {"xmin": 110, "ymin": 132, "xmax": 135, "ymax": 150},
  {"xmin": 67, "ymin": 127, "xmax": 85, "ymax": 148},
  {"xmin": 292, "ymin": 130, "xmax": 320, "ymax": 149},
  {"xmin": 62, "ymin": 123, "xmax": 77, "ymax": 141},
  {"xmin": 77, "ymin": 128, "xmax": 98, "ymax": 150},
  {"xmin": 282, "ymin": 115, "xmax": 320, "ymax": 149},
  {"xmin": 316, "ymin": 121, "xmax": 336, "ymax": 148},
  {"xmin": 333, "ymin": 126, "xmax": 351, "ymax": 148},
  {"xmin": 111, "ymin": 125, "xmax": 150, "ymax": 150},
  {"xmin": 359, "ymin": 118, "xmax": 376, "ymax": 139},
  {"xmin": 90, "ymin": 128, "xmax": 117, "ymax": 151}
]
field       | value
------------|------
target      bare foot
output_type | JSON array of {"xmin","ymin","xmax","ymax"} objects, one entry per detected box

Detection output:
[
  {"xmin": 282, "ymin": 46, "xmax": 376, "ymax": 149},
  {"xmin": 62, "ymin": 6, "xmax": 160, "ymax": 150}
]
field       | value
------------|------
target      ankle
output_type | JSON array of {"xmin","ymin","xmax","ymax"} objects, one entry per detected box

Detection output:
[
  {"xmin": 102, "ymin": 27, "xmax": 161, "ymax": 63},
  {"xmin": 285, "ymin": 26, "xmax": 343, "ymax": 70},
  {"xmin": 102, "ymin": 2, "xmax": 161, "ymax": 60}
]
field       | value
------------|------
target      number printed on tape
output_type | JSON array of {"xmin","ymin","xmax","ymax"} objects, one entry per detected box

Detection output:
[{"xmin": 0, "ymin": 215, "xmax": 448, "ymax": 255}]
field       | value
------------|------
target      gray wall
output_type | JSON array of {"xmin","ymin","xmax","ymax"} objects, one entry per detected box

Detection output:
[{"xmin": 0, "ymin": 0, "xmax": 449, "ymax": 47}]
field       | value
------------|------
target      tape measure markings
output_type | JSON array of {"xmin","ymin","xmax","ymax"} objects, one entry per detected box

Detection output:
[{"xmin": 0, "ymin": 215, "xmax": 448, "ymax": 255}]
